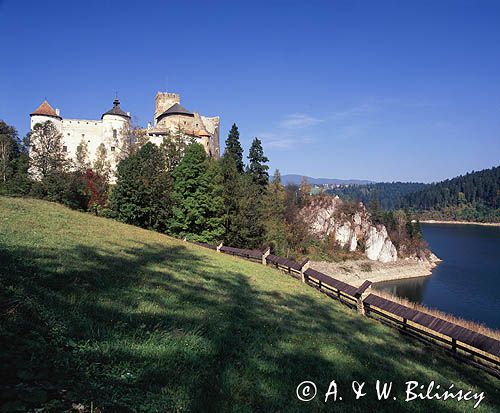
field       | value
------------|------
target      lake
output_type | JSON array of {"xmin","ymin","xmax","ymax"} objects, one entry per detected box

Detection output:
[{"xmin": 374, "ymin": 223, "xmax": 500, "ymax": 330}]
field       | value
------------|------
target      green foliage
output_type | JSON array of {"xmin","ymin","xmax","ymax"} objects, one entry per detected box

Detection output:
[
  {"xmin": 93, "ymin": 142, "xmax": 112, "ymax": 182},
  {"xmin": 0, "ymin": 121, "xmax": 20, "ymax": 185},
  {"xmin": 220, "ymin": 153, "xmax": 266, "ymax": 249},
  {"xmin": 264, "ymin": 170, "xmax": 288, "ymax": 255},
  {"xmin": 232, "ymin": 173, "xmax": 266, "ymax": 249},
  {"xmin": 220, "ymin": 154, "xmax": 242, "ymax": 246},
  {"xmin": 27, "ymin": 120, "xmax": 71, "ymax": 178},
  {"xmin": 169, "ymin": 144, "xmax": 224, "ymax": 243},
  {"xmin": 74, "ymin": 138, "xmax": 90, "ymax": 172},
  {"xmin": 369, "ymin": 196, "xmax": 384, "ymax": 225},
  {"xmin": 0, "ymin": 121, "xmax": 30, "ymax": 195},
  {"xmin": 224, "ymin": 123, "xmax": 244, "ymax": 173},
  {"xmin": 327, "ymin": 182, "xmax": 428, "ymax": 210},
  {"xmin": 159, "ymin": 127, "xmax": 194, "ymax": 171},
  {"xmin": 38, "ymin": 171, "xmax": 89, "ymax": 210},
  {"xmin": 247, "ymin": 137, "xmax": 269, "ymax": 189},
  {"xmin": 111, "ymin": 142, "xmax": 172, "ymax": 231}
]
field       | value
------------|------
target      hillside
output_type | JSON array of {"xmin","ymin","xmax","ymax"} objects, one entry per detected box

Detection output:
[
  {"xmin": 326, "ymin": 166, "xmax": 500, "ymax": 222},
  {"xmin": 0, "ymin": 197, "xmax": 498, "ymax": 412},
  {"xmin": 401, "ymin": 166, "xmax": 500, "ymax": 222},
  {"xmin": 327, "ymin": 182, "xmax": 429, "ymax": 210}
]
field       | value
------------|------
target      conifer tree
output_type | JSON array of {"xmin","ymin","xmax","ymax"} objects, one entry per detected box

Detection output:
[
  {"xmin": 232, "ymin": 173, "xmax": 266, "ymax": 248},
  {"xmin": 247, "ymin": 137, "xmax": 269, "ymax": 189},
  {"xmin": 220, "ymin": 154, "xmax": 242, "ymax": 245},
  {"xmin": 224, "ymin": 123, "xmax": 244, "ymax": 173},
  {"xmin": 169, "ymin": 143, "xmax": 224, "ymax": 243}
]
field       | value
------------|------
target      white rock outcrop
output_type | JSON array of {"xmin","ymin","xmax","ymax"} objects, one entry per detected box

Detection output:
[
  {"xmin": 365, "ymin": 226, "xmax": 398, "ymax": 263},
  {"xmin": 302, "ymin": 196, "xmax": 399, "ymax": 262},
  {"xmin": 335, "ymin": 223, "xmax": 354, "ymax": 250}
]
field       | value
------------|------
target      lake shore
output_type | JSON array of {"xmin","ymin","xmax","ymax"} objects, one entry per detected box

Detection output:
[
  {"xmin": 310, "ymin": 256, "xmax": 440, "ymax": 287},
  {"xmin": 419, "ymin": 220, "xmax": 500, "ymax": 227}
]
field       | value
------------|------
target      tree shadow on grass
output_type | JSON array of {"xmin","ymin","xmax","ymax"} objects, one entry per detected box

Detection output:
[{"xmin": 1, "ymin": 242, "xmax": 498, "ymax": 412}]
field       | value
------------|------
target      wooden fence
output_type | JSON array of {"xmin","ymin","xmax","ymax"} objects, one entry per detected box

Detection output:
[{"xmin": 187, "ymin": 240, "xmax": 500, "ymax": 377}]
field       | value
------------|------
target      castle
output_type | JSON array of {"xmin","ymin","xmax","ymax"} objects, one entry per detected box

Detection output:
[{"xmin": 29, "ymin": 92, "xmax": 220, "ymax": 179}]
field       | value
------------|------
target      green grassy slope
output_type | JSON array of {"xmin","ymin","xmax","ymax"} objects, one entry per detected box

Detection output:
[{"xmin": 0, "ymin": 196, "xmax": 498, "ymax": 412}]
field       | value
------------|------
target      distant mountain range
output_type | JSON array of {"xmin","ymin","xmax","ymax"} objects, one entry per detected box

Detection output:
[{"xmin": 281, "ymin": 174, "xmax": 374, "ymax": 186}]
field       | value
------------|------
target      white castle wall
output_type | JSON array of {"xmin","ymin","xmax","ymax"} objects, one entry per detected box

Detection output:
[{"xmin": 30, "ymin": 92, "xmax": 220, "ymax": 181}]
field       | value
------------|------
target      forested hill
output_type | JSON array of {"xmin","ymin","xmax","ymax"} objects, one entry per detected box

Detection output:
[
  {"xmin": 326, "ymin": 182, "xmax": 428, "ymax": 210},
  {"xmin": 326, "ymin": 166, "xmax": 499, "ymax": 222},
  {"xmin": 400, "ymin": 166, "xmax": 500, "ymax": 222}
]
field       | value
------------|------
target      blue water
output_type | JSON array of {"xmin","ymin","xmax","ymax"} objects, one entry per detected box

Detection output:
[{"xmin": 374, "ymin": 223, "xmax": 500, "ymax": 330}]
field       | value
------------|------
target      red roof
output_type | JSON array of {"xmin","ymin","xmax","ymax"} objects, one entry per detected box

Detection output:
[{"xmin": 30, "ymin": 100, "xmax": 60, "ymax": 118}]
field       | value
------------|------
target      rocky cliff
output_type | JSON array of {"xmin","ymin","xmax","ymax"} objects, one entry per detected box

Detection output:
[{"xmin": 302, "ymin": 196, "xmax": 398, "ymax": 262}]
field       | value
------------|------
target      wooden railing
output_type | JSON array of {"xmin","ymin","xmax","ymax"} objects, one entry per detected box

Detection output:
[{"xmin": 186, "ymin": 239, "xmax": 500, "ymax": 377}]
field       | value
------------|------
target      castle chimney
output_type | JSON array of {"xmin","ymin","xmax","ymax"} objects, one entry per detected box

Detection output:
[{"xmin": 55, "ymin": 108, "xmax": 60, "ymax": 116}]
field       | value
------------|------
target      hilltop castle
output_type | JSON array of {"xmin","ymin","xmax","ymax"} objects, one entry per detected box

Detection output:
[{"xmin": 29, "ymin": 92, "xmax": 220, "ymax": 179}]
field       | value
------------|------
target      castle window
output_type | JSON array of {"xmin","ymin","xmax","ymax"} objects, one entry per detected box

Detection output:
[
  {"xmin": 82, "ymin": 134, "xmax": 85, "ymax": 138},
  {"xmin": 113, "ymin": 129, "xmax": 117, "ymax": 139},
  {"xmin": 62, "ymin": 146, "xmax": 67, "ymax": 152},
  {"xmin": 67, "ymin": 133, "xmax": 70, "ymax": 136},
  {"xmin": 111, "ymin": 146, "xmax": 115, "ymax": 152},
  {"xmin": 88, "ymin": 140, "xmax": 90, "ymax": 143}
]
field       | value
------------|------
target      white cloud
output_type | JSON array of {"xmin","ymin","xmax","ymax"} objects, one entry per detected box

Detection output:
[
  {"xmin": 278, "ymin": 113, "xmax": 323, "ymax": 129},
  {"xmin": 258, "ymin": 132, "xmax": 314, "ymax": 149}
]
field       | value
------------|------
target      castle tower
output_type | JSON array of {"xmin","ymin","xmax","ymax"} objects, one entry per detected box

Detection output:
[
  {"xmin": 101, "ymin": 98, "xmax": 131, "ymax": 146},
  {"xmin": 30, "ymin": 100, "xmax": 62, "ymax": 131},
  {"xmin": 154, "ymin": 92, "xmax": 180, "ymax": 126}
]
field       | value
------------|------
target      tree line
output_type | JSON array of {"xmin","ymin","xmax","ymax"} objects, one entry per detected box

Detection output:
[
  {"xmin": 1, "ymin": 118, "xmax": 432, "ymax": 257},
  {"xmin": 0, "ymin": 119, "xmax": 314, "ymax": 256},
  {"xmin": 400, "ymin": 166, "xmax": 500, "ymax": 222},
  {"xmin": 327, "ymin": 166, "xmax": 500, "ymax": 223},
  {"xmin": 326, "ymin": 182, "xmax": 428, "ymax": 210}
]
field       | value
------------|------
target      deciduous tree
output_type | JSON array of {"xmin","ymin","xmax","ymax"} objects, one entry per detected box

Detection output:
[
  {"xmin": 28, "ymin": 121, "xmax": 70, "ymax": 179},
  {"xmin": 111, "ymin": 142, "xmax": 172, "ymax": 231}
]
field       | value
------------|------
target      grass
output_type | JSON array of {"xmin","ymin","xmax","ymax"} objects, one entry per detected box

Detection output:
[{"xmin": 0, "ymin": 196, "xmax": 499, "ymax": 412}]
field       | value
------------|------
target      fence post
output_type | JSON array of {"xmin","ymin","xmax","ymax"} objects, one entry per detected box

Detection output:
[
  {"xmin": 262, "ymin": 248, "xmax": 270, "ymax": 265},
  {"xmin": 354, "ymin": 281, "xmax": 372, "ymax": 316},
  {"xmin": 216, "ymin": 242, "xmax": 223, "ymax": 253},
  {"xmin": 300, "ymin": 259, "xmax": 310, "ymax": 283}
]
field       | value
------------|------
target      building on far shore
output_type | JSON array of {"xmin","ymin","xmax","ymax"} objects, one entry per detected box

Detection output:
[{"xmin": 29, "ymin": 92, "xmax": 220, "ymax": 180}]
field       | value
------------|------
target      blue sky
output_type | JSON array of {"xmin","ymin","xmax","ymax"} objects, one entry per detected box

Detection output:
[{"xmin": 1, "ymin": 0, "xmax": 499, "ymax": 183}]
